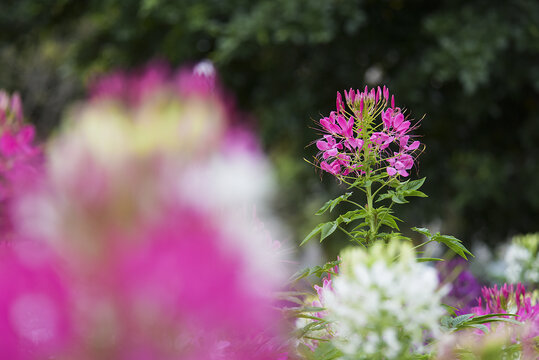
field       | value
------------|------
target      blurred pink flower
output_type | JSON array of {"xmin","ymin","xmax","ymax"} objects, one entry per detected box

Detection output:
[
  {"xmin": 0, "ymin": 91, "xmax": 43, "ymax": 238},
  {"xmin": 7, "ymin": 63, "xmax": 292, "ymax": 359},
  {"xmin": 0, "ymin": 241, "xmax": 72, "ymax": 360}
]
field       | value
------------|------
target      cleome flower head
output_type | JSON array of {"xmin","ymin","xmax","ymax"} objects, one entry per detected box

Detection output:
[
  {"xmin": 314, "ymin": 86, "xmax": 422, "ymax": 180},
  {"xmin": 470, "ymin": 283, "xmax": 539, "ymax": 341},
  {"xmin": 321, "ymin": 241, "xmax": 447, "ymax": 359}
]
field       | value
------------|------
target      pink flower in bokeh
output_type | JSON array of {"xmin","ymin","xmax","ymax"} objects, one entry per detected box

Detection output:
[
  {"xmin": 8, "ymin": 62, "xmax": 292, "ymax": 359},
  {"xmin": 0, "ymin": 91, "xmax": 42, "ymax": 238},
  {"xmin": 0, "ymin": 241, "xmax": 72, "ymax": 360}
]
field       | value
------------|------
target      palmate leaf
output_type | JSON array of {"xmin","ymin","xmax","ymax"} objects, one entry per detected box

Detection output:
[
  {"xmin": 376, "ymin": 178, "xmax": 428, "ymax": 204},
  {"xmin": 432, "ymin": 234, "xmax": 473, "ymax": 260},
  {"xmin": 302, "ymin": 208, "xmax": 370, "ymax": 246},
  {"xmin": 411, "ymin": 227, "xmax": 431, "ymax": 237},
  {"xmin": 411, "ymin": 227, "xmax": 473, "ymax": 260}
]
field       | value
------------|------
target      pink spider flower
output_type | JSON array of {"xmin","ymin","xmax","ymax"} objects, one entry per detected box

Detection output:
[
  {"xmin": 370, "ymin": 131, "xmax": 394, "ymax": 150},
  {"xmin": 399, "ymin": 135, "xmax": 420, "ymax": 152},
  {"xmin": 470, "ymin": 283, "xmax": 539, "ymax": 342},
  {"xmin": 314, "ymin": 86, "xmax": 422, "ymax": 179},
  {"xmin": 387, "ymin": 153, "xmax": 414, "ymax": 177},
  {"xmin": 320, "ymin": 112, "xmax": 342, "ymax": 135},
  {"xmin": 316, "ymin": 135, "xmax": 343, "ymax": 159},
  {"xmin": 320, "ymin": 160, "xmax": 341, "ymax": 176}
]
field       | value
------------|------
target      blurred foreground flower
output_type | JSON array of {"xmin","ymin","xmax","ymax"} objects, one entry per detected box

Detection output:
[
  {"xmin": 321, "ymin": 241, "xmax": 447, "ymax": 359},
  {"xmin": 503, "ymin": 233, "xmax": 539, "ymax": 288},
  {"xmin": 8, "ymin": 63, "xmax": 291, "ymax": 359},
  {"xmin": 0, "ymin": 91, "xmax": 42, "ymax": 238},
  {"xmin": 437, "ymin": 258, "xmax": 482, "ymax": 311}
]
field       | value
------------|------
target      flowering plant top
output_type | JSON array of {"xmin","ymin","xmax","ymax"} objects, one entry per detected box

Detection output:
[
  {"xmin": 315, "ymin": 86, "xmax": 421, "ymax": 180},
  {"xmin": 304, "ymin": 86, "xmax": 467, "ymax": 248}
]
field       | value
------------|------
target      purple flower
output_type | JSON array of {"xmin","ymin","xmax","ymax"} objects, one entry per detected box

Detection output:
[{"xmin": 436, "ymin": 258, "xmax": 482, "ymax": 311}]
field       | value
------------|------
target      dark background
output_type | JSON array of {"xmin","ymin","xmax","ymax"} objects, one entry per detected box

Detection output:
[{"xmin": 1, "ymin": 0, "xmax": 538, "ymax": 255}]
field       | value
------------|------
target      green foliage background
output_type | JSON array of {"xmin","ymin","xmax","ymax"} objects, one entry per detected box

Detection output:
[{"xmin": 1, "ymin": 0, "xmax": 538, "ymax": 250}]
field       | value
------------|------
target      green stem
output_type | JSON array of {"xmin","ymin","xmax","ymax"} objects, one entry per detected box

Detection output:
[
  {"xmin": 371, "ymin": 177, "xmax": 393, "ymax": 199},
  {"xmin": 344, "ymin": 199, "xmax": 366, "ymax": 211},
  {"xmin": 338, "ymin": 225, "xmax": 366, "ymax": 247},
  {"xmin": 365, "ymin": 177, "xmax": 377, "ymax": 245},
  {"xmin": 411, "ymin": 239, "xmax": 433, "ymax": 251}
]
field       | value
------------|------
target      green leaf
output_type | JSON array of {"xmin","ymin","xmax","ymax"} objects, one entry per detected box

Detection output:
[
  {"xmin": 442, "ymin": 304, "xmax": 458, "ymax": 316},
  {"xmin": 399, "ymin": 177, "xmax": 426, "ymax": 192},
  {"xmin": 320, "ymin": 221, "xmax": 338, "ymax": 242},
  {"xmin": 352, "ymin": 222, "xmax": 369, "ymax": 231},
  {"xmin": 441, "ymin": 312, "xmax": 521, "ymax": 333},
  {"xmin": 388, "ymin": 178, "xmax": 401, "ymax": 188},
  {"xmin": 432, "ymin": 234, "xmax": 473, "ymax": 260},
  {"xmin": 402, "ymin": 190, "xmax": 428, "ymax": 198},
  {"xmin": 348, "ymin": 177, "xmax": 366, "ymax": 189},
  {"xmin": 376, "ymin": 191, "xmax": 393, "ymax": 202},
  {"xmin": 301, "ymin": 223, "xmax": 324, "ymax": 246},
  {"xmin": 379, "ymin": 214, "xmax": 400, "ymax": 230},
  {"xmin": 417, "ymin": 257, "xmax": 444, "ymax": 262},
  {"xmin": 301, "ymin": 306, "xmax": 326, "ymax": 313},
  {"xmin": 411, "ymin": 227, "xmax": 432, "ymax": 237},
  {"xmin": 288, "ymin": 267, "xmax": 311, "ymax": 282},
  {"xmin": 289, "ymin": 260, "xmax": 341, "ymax": 282},
  {"xmin": 391, "ymin": 193, "xmax": 408, "ymax": 204},
  {"xmin": 315, "ymin": 193, "xmax": 352, "ymax": 215},
  {"xmin": 338, "ymin": 209, "xmax": 367, "ymax": 224},
  {"xmin": 450, "ymin": 314, "xmax": 476, "ymax": 327},
  {"xmin": 411, "ymin": 227, "xmax": 473, "ymax": 260},
  {"xmin": 466, "ymin": 323, "xmax": 489, "ymax": 333}
]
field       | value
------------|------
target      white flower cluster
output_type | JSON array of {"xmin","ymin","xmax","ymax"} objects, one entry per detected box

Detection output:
[
  {"xmin": 323, "ymin": 241, "xmax": 447, "ymax": 359},
  {"xmin": 504, "ymin": 233, "xmax": 539, "ymax": 285}
]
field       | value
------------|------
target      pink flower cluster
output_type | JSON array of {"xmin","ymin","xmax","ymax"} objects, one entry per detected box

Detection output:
[
  {"xmin": 315, "ymin": 86, "xmax": 421, "ymax": 178},
  {"xmin": 471, "ymin": 283, "xmax": 539, "ymax": 340},
  {"xmin": 90, "ymin": 60, "xmax": 216, "ymax": 104}
]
